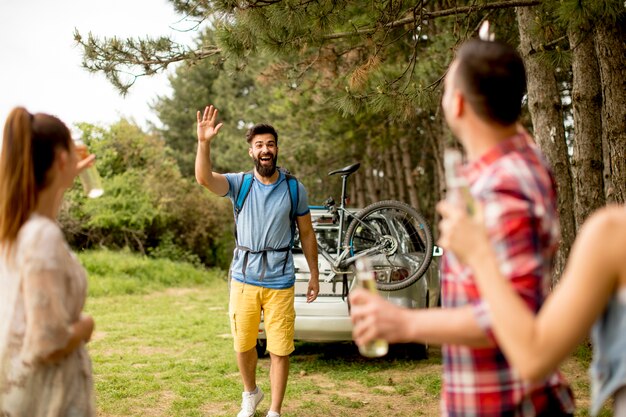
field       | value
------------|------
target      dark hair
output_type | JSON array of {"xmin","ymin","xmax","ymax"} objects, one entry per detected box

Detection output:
[
  {"xmin": 0, "ymin": 107, "xmax": 71, "ymax": 250},
  {"xmin": 245, "ymin": 124, "xmax": 278, "ymax": 145},
  {"xmin": 454, "ymin": 39, "xmax": 526, "ymax": 125}
]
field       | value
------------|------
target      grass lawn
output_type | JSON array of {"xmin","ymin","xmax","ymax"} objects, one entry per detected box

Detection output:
[{"xmin": 81, "ymin": 250, "xmax": 610, "ymax": 417}]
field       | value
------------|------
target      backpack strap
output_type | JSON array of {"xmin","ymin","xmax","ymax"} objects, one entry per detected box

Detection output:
[
  {"xmin": 234, "ymin": 171, "xmax": 254, "ymax": 219},
  {"xmin": 284, "ymin": 172, "xmax": 299, "ymax": 248},
  {"xmin": 282, "ymin": 173, "xmax": 300, "ymax": 277}
]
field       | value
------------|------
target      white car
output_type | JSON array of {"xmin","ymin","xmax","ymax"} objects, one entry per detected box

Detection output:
[{"xmin": 256, "ymin": 206, "xmax": 442, "ymax": 357}]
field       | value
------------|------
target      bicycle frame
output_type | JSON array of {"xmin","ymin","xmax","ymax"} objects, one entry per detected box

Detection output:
[
  {"xmin": 335, "ymin": 171, "xmax": 350, "ymax": 254},
  {"xmin": 317, "ymin": 172, "xmax": 390, "ymax": 282}
]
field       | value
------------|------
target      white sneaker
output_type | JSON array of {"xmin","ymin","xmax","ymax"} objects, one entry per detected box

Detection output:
[
  {"xmin": 237, "ymin": 386, "xmax": 264, "ymax": 417},
  {"xmin": 266, "ymin": 412, "xmax": 280, "ymax": 417}
]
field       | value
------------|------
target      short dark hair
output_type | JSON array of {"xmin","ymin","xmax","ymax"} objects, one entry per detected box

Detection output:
[
  {"xmin": 245, "ymin": 124, "xmax": 278, "ymax": 145},
  {"xmin": 454, "ymin": 39, "xmax": 526, "ymax": 125}
]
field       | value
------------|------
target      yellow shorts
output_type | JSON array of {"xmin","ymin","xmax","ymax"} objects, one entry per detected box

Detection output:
[{"xmin": 229, "ymin": 280, "xmax": 295, "ymax": 356}]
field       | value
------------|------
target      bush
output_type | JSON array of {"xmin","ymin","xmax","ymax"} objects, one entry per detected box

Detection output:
[{"xmin": 60, "ymin": 120, "xmax": 234, "ymax": 268}]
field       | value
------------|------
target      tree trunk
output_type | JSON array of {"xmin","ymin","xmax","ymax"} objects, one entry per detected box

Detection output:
[
  {"xmin": 568, "ymin": 24, "xmax": 604, "ymax": 228},
  {"xmin": 428, "ymin": 114, "xmax": 448, "ymax": 232},
  {"xmin": 383, "ymin": 148, "xmax": 396, "ymax": 200},
  {"xmin": 352, "ymin": 143, "xmax": 367, "ymax": 207},
  {"xmin": 375, "ymin": 155, "xmax": 385, "ymax": 200},
  {"xmin": 517, "ymin": 6, "xmax": 577, "ymax": 282},
  {"xmin": 595, "ymin": 17, "xmax": 626, "ymax": 204},
  {"xmin": 391, "ymin": 139, "xmax": 407, "ymax": 203},
  {"xmin": 354, "ymin": 171, "xmax": 366, "ymax": 208},
  {"xmin": 364, "ymin": 171, "xmax": 378, "ymax": 204},
  {"xmin": 364, "ymin": 140, "xmax": 378, "ymax": 204},
  {"xmin": 400, "ymin": 135, "xmax": 419, "ymax": 210}
]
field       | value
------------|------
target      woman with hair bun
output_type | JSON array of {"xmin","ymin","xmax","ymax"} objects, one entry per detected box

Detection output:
[{"xmin": 0, "ymin": 107, "xmax": 96, "ymax": 416}]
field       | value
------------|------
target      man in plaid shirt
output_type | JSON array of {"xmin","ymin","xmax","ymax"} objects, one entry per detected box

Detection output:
[{"xmin": 350, "ymin": 39, "xmax": 575, "ymax": 416}]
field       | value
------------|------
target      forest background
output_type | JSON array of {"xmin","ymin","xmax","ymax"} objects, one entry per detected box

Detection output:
[{"xmin": 61, "ymin": 0, "xmax": 625, "ymax": 278}]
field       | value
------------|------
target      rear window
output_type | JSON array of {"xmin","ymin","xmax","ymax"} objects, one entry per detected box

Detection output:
[{"xmin": 293, "ymin": 212, "xmax": 339, "ymax": 253}]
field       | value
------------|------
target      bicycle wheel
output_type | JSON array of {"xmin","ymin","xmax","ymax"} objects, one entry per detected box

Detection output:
[{"xmin": 343, "ymin": 200, "xmax": 434, "ymax": 291}]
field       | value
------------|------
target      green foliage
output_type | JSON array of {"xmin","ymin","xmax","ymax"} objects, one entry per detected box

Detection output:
[
  {"xmin": 60, "ymin": 120, "xmax": 234, "ymax": 268},
  {"xmin": 79, "ymin": 249, "xmax": 221, "ymax": 297},
  {"xmin": 85, "ymin": 170, "xmax": 158, "ymax": 231},
  {"xmin": 557, "ymin": 0, "xmax": 626, "ymax": 27},
  {"xmin": 147, "ymin": 232, "xmax": 202, "ymax": 267}
]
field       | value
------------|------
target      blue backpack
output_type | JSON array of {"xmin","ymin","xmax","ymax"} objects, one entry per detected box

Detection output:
[{"xmin": 232, "ymin": 169, "xmax": 299, "ymax": 281}]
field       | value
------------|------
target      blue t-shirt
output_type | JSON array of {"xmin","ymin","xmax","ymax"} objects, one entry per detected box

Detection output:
[{"xmin": 225, "ymin": 171, "xmax": 309, "ymax": 289}]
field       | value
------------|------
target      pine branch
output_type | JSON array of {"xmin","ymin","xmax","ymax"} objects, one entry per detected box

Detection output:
[
  {"xmin": 74, "ymin": 29, "xmax": 221, "ymax": 94},
  {"xmin": 243, "ymin": 0, "xmax": 318, "ymax": 9},
  {"xmin": 323, "ymin": 0, "xmax": 542, "ymax": 40},
  {"xmin": 246, "ymin": 0, "xmax": 285, "ymax": 7}
]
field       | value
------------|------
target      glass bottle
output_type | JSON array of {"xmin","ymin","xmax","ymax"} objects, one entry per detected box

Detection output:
[
  {"xmin": 443, "ymin": 148, "xmax": 474, "ymax": 216},
  {"xmin": 354, "ymin": 257, "xmax": 389, "ymax": 358}
]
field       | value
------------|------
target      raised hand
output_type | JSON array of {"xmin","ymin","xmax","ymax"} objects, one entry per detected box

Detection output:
[{"xmin": 196, "ymin": 105, "xmax": 224, "ymax": 144}]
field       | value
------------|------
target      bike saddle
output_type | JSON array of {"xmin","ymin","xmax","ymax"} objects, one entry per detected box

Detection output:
[{"xmin": 328, "ymin": 162, "xmax": 360, "ymax": 176}]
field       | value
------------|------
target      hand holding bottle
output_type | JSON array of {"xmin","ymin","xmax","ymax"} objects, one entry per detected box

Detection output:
[
  {"xmin": 353, "ymin": 258, "xmax": 389, "ymax": 358},
  {"xmin": 74, "ymin": 139, "xmax": 104, "ymax": 198}
]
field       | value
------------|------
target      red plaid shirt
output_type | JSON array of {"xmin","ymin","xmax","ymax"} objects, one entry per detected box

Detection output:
[{"xmin": 441, "ymin": 134, "xmax": 575, "ymax": 416}]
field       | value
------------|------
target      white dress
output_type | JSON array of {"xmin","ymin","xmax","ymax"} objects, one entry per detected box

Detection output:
[{"xmin": 0, "ymin": 215, "xmax": 94, "ymax": 417}]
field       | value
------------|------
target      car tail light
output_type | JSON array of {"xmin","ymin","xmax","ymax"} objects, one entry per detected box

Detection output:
[
  {"xmin": 391, "ymin": 268, "xmax": 409, "ymax": 281},
  {"xmin": 372, "ymin": 268, "xmax": 409, "ymax": 282}
]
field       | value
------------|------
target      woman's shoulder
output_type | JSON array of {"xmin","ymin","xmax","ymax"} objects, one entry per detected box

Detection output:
[
  {"xmin": 586, "ymin": 205, "xmax": 626, "ymax": 233},
  {"xmin": 18, "ymin": 215, "xmax": 64, "ymax": 247},
  {"xmin": 579, "ymin": 205, "xmax": 626, "ymax": 259}
]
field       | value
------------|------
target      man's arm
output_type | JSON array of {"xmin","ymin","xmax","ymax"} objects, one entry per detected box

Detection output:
[
  {"xmin": 350, "ymin": 291, "xmax": 492, "ymax": 347},
  {"xmin": 195, "ymin": 105, "xmax": 229, "ymax": 196},
  {"xmin": 296, "ymin": 213, "xmax": 319, "ymax": 303},
  {"xmin": 438, "ymin": 202, "xmax": 623, "ymax": 381}
]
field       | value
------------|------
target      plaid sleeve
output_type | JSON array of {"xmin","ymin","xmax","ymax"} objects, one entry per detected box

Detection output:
[{"xmin": 472, "ymin": 186, "xmax": 547, "ymax": 339}]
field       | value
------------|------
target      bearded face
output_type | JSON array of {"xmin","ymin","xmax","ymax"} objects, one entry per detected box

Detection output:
[
  {"xmin": 253, "ymin": 151, "xmax": 278, "ymax": 178},
  {"xmin": 249, "ymin": 133, "xmax": 279, "ymax": 178}
]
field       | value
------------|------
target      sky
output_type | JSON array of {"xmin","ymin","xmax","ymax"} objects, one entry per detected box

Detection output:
[{"xmin": 0, "ymin": 0, "xmax": 198, "ymax": 135}]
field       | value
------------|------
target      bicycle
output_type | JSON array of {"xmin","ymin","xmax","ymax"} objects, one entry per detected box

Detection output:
[{"xmin": 296, "ymin": 162, "xmax": 435, "ymax": 292}]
